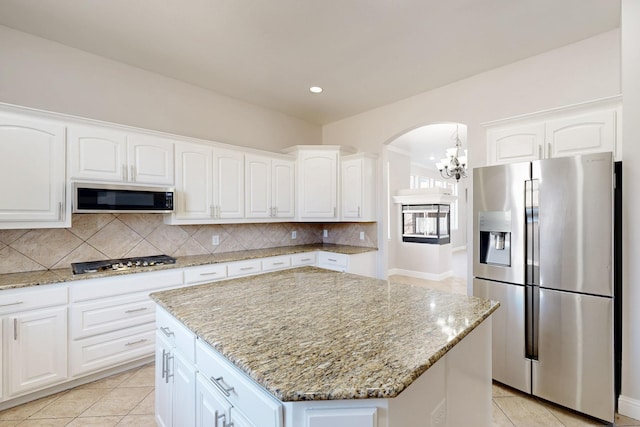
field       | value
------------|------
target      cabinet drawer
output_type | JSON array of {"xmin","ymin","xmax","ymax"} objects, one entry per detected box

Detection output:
[
  {"xmin": 291, "ymin": 252, "xmax": 316, "ymax": 267},
  {"xmin": 70, "ymin": 269, "xmax": 183, "ymax": 302},
  {"xmin": 262, "ymin": 256, "xmax": 291, "ymax": 272},
  {"xmin": 0, "ymin": 285, "xmax": 67, "ymax": 315},
  {"xmin": 196, "ymin": 340, "xmax": 282, "ymax": 427},
  {"xmin": 184, "ymin": 264, "xmax": 227, "ymax": 284},
  {"xmin": 71, "ymin": 292, "xmax": 156, "ymax": 339},
  {"xmin": 70, "ymin": 323, "xmax": 155, "ymax": 376},
  {"xmin": 156, "ymin": 307, "xmax": 196, "ymax": 362},
  {"xmin": 317, "ymin": 251, "xmax": 348, "ymax": 272},
  {"xmin": 227, "ymin": 260, "xmax": 262, "ymax": 277}
]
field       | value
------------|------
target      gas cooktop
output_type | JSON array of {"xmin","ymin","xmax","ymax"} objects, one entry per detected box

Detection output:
[{"xmin": 71, "ymin": 255, "xmax": 177, "ymax": 275}]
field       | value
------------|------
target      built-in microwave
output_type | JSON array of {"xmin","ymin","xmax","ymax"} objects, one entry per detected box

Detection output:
[{"xmin": 73, "ymin": 182, "xmax": 174, "ymax": 213}]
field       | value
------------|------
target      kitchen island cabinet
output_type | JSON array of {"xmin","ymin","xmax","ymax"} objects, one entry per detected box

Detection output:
[{"xmin": 151, "ymin": 267, "xmax": 498, "ymax": 427}]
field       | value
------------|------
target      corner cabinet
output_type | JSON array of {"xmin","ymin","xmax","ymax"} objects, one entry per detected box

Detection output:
[
  {"xmin": 341, "ymin": 153, "xmax": 377, "ymax": 221},
  {"xmin": 0, "ymin": 112, "xmax": 68, "ymax": 229},
  {"xmin": 283, "ymin": 146, "xmax": 356, "ymax": 221},
  {"xmin": 485, "ymin": 98, "xmax": 621, "ymax": 166},
  {"xmin": 68, "ymin": 124, "xmax": 175, "ymax": 185},
  {"xmin": 245, "ymin": 153, "xmax": 295, "ymax": 219}
]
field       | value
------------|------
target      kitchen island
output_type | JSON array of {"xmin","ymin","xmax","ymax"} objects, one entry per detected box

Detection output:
[{"xmin": 150, "ymin": 267, "xmax": 499, "ymax": 427}]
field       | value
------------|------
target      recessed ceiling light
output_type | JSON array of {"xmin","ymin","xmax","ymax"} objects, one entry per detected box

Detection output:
[{"xmin": 309, "ymin": 86, "xmax": 323, "ymax": 94}]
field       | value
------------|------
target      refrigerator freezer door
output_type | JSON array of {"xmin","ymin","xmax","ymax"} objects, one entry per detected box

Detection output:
[
  {"xmin": 473, "ymin": 161, "xmax": 530, "ymax": 285},
  {"xmin": 473, "ymin": 278, "xmax": 531, "ymax": 393},
  {"xmin": 532, "ymin": 288, "xmax": 614, "ymax": 422},
  {"xmin": 533, "ymin": 152, "xmax": 613, "ymax": 296}
]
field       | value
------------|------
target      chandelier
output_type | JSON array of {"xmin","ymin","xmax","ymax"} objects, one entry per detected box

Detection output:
[{"xmin": 435, "ymin": 125, "xmax": 467, "ymax": 182}]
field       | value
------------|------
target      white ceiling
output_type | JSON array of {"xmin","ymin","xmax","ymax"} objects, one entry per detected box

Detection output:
[{"xmin": 0, "ymin": 1, "xmax": 620, "ymax": 125}]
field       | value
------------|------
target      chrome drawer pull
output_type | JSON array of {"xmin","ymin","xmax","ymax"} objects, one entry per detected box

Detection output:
[
  {"xmin": 240, "ymin": 267, "xmax": 254, "ymax": 271},
  {"xmin": 199, "ymin": 271, "xmax": 219, "ymax": 276},
  {"xmin": 272, "ymin": 262, "xmax": 285, "ymax": 266},
  {"xmin": 160, "ymin": 327, "xmax": 174, "ymax": 337},
  {"xmin": 125, "ymin": 338, "xmax": 148, "ymax": 346},
  {"xmin": 300, "ymin": 258, "xmax": 311, "ymax": 261},
  {"xmin": 328, "ymin": 258, "xmax": 338, "ymax": 262},
  {"xmin": 210, "ymin": 376, "xmax": 234, "ymax": 397},
  {"xmin": 161, "ymin": 349, "xmax": 167, "ymax": 379},
  {"xmin": 125, "ymin": 307, "xmax": 148, "ymax": 314},
  {"xmin": 0, "ymin": 301, "xmax": 23, "ymax": 308}
]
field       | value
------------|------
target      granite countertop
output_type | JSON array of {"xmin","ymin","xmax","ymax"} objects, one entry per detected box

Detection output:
[
  {"xmin": 0, "ymin": 244, "xmax": 376, "ymax": 291},
  {"xmin": 150, "ymin": 267, "xmax": 499, "ymax": 402}
]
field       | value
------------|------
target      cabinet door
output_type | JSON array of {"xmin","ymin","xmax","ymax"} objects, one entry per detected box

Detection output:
[
  {"xmin": 175, "ymin": 142, "xmax": 213, "ymax": 220},
  {"xmin": 68, "ymin": 125, "xmax": 128, "ymax": 181},
  {"xmin": 155, "ymin": 333, "xmax": 173, "ymax": 427},
  {"xmin": 172, "ymin": 351, "xmax": 196, "ymax": 426},
  {"xmin": 128, "ymin": 134, "xmax": 175, "ymax": 185},
  {"xmin": 0, "ymin": 113, "xmax": 66, "ymax": 225},
  {"xmin": 214, "ymin": 148, "xmax": 244, "ymax": 219},
  {"xmin": 272, "ymin": 158, "xmax": 295, "ymax": 218},
  {"xmin": 341, "ymin": 157, "xmax": 363, "ymax": 219},
  {"xmin": 298, "ymin": 151, "xmax": 338, "ymax": 219},
  {"xmin": 245, "ymin": 154, "xmax": 271, "ymax": 218},
  {"xmin": 486, "ymin": 123, "xmax": 544, "ymax": 165},
  {"xmin": 546, "ymin": 109, "xmax": 617, "ymax": 159},
  {"xmin": 6, "ymin": 306, "xmax": 68, "ymax": 396},
  {"xmin": 196, "ymin": 373, "xmax": 232, "ymax": 427}
]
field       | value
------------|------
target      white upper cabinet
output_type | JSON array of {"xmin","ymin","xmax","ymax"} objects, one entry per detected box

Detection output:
[
  {"xmin": 171, "ymin": 142, "xmax": 244, "ymax": 222},
  {"xmin": 486, "ymin": 123, "xmax": 545, "ymax": 165},
  {"xmin": 341, "ymin": 153, "xmax": 377, "ymax": 221},
  {"xmin": 0, "ymin": 112, "xmax": 68, "ymax": 228},
  {"xmin": 485, "ymin": 98, "xmax": 621, "ymax": 166},
  {"xmin": 69, "ymin": 124, "xmax": 174, "ymax": 185},
  {"xmin": 282, "ymin": 146, "xmax": 358, "ymax": 221},
  {"xmin": 245, "ymin": 154, "xmax": 295, "ymax": 219},
  {"xmin": 174, "ymin": 142, "xmax": 213, "ymax": 220},
  {"xmin": 213, "ymin": 148, "xmax": 244, "ymax": 219},
  {"xmin": 545, "ymin": 109, "xmax": 617, "ymax": 159}
]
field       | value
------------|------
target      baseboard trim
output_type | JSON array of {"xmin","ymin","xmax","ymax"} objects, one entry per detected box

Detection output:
[
  {"xmin": 388, "ymin": 268, "xmax": 453, "ymax": 282},
  {"xmin": 619, "ymin": 395, "xmax": 640, "ymax": 421}
]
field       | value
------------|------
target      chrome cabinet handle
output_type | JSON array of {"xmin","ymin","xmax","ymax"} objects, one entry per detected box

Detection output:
[
  {"xmin": 13, "ymin": 318, "xmax": 17, "ymax": 340},
  {"xmin": 58, "ymin": 202, "xmax": 63, "ymax": 220},
  {"xmin": 161, "ymin": 349, "xmax": 166, "ymax": 379},
  {"xmin": 328, "ymin": 258, "xmax": 338, "ymax": 262},
  {"xmin": 0, "ymin": 301, "xmax": 23, "ymax": 308},
  {"xmin": 215, "ymin": 411, "xmax": 226, "ymax": 427},
  {"xmin": 160, "ymin": 326, "xmax": 174, "ymax": 337},
  {"xmin": 240, "ymin": 266, "xmax": 254, "ymax": 271},
  {"xmin": 357, "ymin": 206, "xmax": 361, "ymax": 217},
  {"xmin": 300, "ymin": 258, "xmax": 311, "ymax": 262},
  {"xmin": 165, "ymin": 353, "xmax": 174, "ymax": 384},
  {"xmin": 209, "ymin": 376, "xmax": 234, "ymax": 397},
  {"xmin": 125, "ymin": 307, "xmax": 148, "ymax": 314},
  {"xmin": 130, "ymin": 165, "xmax": 136, "ymax": 182},
  {"xmin": 125, "ymin": 338, "xmax": 148, "ymax": 346},
  {"xmin": 333, "ymin": 207, "xmax": 336, "ymax": 217},
  {"xmin": 272, "ymin": 262, "xmax": 284, "ymax": 266},
  {"xmin": 199, "ymin": 271, "xmax": 219, "ymax": 276}
]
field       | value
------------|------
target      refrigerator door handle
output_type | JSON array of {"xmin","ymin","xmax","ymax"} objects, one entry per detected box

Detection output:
[{"xmin": 525, "ymin": 179, "xmax": 540, "ymax": 360}]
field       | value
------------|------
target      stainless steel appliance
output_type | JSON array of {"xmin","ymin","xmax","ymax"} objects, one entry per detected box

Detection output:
[
  {"xmin": 73, "ymin": 182, "xmax": 174, "ymax": 213},
  {"xmin": 473, "ymin": 152, "xmax": 619, "ymax": 422},
  {"xmin": 71, "ymin": 254, "xmax": 177, "ymax": 274}
]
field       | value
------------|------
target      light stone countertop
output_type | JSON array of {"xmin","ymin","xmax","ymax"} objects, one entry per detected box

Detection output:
[
  {"xmin": 150, "ymin": 266, "xmax": 499, "ymax": 402},
  {"xmin": 0, "ymin": 243, "xmax": 376, "ymax": 291}
]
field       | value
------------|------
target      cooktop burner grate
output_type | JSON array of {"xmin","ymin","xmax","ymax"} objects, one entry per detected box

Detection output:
[{"xmin": 71, "ymin": 254, "xmax": 177, "ymax": 275}]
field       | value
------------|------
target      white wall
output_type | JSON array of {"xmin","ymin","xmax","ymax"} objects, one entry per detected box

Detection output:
[
  {"xmin": 323, "ymin": 28, "xmax": 632, "ymax": 413},
  {"xmin": 0, "ymin": 25, "xmax": 321, "ymax": 151},
  {"xmin": 620, "ymin": 0, "xmax": 640, "ymax": 419}
]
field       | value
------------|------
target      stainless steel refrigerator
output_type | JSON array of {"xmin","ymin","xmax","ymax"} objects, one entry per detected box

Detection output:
[{"xmin": 473, "ymin": 152, "xmax": 619, "ymax": 423}]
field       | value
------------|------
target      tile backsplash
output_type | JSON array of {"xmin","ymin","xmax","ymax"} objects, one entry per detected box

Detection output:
[{"xmin": 0, "ymin": 215, "xmax": 377, "ymax": 274}]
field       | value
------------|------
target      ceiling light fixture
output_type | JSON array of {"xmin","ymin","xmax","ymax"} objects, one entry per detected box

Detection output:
[
  {"xmin": 309, "ymin": 86, "xmax": 323, "ymax": 94},
  {"xmin": 436, "ymin": 125, "xmax": 467, "ymax": 182}
]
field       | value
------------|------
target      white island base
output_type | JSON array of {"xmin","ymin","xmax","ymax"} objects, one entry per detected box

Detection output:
[
  {"xmin": 156, "ymin": 305, "xmax": 492, "ymax": 427},
  {"xmin": 282, "ymin": 319, "xmax": 492, "ymax": 427}
]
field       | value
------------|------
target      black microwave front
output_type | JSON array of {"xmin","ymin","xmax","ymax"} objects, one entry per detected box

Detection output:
[{"xmin": 73, "ymin": 183, "xmax": 174, "ymax": 213}]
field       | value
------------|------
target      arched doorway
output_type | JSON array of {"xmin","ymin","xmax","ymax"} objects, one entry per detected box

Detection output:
[{"xmin": 382, "ymin": 122, "xmax": 468, "ymax": 292}]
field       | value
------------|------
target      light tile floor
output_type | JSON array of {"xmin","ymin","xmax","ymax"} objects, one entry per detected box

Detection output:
[
  {"xmin": 0, "ymin": 363, "xmax": 156, "ymax": 426},
  {"xmin": 1, "ymin": 275, "xmax": 638, "ymax": 426}
]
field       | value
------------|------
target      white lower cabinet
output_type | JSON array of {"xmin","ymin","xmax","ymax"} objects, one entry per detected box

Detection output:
[
  {"xmin": 0, "ymin": 285, "xmax": 69, "ymax": 400},
  {"xmin": 156, "ymin": 307, "xmax": 197, "ymax": 427}
]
